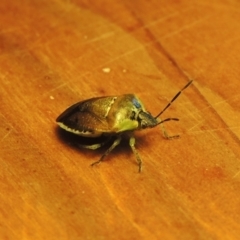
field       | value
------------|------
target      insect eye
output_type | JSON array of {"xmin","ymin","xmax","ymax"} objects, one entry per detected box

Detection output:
[
  {"xmin": 141, "ymin": 121, "xmax": 147, "ymax": 129},
  {"xmin": 130, "ymin": 111, "xmax": 136, "ymax": 120}
]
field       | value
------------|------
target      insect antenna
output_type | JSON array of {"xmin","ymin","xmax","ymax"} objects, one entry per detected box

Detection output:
[
  {"xmin": 155, "ymin": 80, "xmax": 193, "ymax": 120},
  {"xmin": 157, "ymin": 117, "xmax": 179, "ymax": 126}
]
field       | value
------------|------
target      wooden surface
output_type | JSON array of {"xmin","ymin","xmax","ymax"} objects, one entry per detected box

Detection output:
[{"xmin": 1, "ymin": 0, "xmax": 240, "ymax": 239}]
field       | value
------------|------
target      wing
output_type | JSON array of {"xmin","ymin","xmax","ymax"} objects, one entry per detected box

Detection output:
[{"xmin": 56, "ymin": 96, "xmax": 117, "ymax": 137}]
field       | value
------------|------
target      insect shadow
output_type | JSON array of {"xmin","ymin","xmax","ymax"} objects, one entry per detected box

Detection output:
[
  {"xmin": 55, "ymin": 127, "xmax": 149, "ymax": 167},
  {"xmin": 56, "ymin": 127, "xmax": 123, "ymax": 157}
]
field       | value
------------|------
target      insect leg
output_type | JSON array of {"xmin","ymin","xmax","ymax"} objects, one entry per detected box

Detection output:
[
  {"xmin": 78, "ymin": 137, "xmax": 112, "ymax": 150},
  {"xmin": 129, "ymin": 136, "xmax": 142, "ymax": 173},
  {"xmin": 158, "ymin": 117, "xmax": 180, "ymax": 140},
  {"xmin": 90, "ymin": 136, "xmax": 122, "ymax": 167}
]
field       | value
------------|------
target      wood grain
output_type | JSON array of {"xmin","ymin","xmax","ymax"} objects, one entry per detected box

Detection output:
[{"xmin": 1, "ymin": 0, "xmax": 240, "ymax": 239}]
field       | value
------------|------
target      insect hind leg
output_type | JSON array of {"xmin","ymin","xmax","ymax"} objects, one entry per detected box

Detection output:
[
  {"xmin": 78, "ymin": 137, "xmax": 112, "ymax": 150},
  {"xmin": 91, "ymin": 135, "xmax": 122, "ymax": 167}
]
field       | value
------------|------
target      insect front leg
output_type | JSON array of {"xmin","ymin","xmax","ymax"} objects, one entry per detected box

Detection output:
[
  {"xmin": 129, "ymin": 136, "xmax": 142, "ymax": 173},
  {"xmin": 90, "ymin": 135, "xmax": 122, "ymax": 167},
  {"xmin": 158, "ymin": 117, "xmax": 180, "ymax": 140}
]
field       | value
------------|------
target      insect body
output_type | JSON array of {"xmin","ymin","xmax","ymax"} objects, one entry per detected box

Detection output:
[{"xmin": 56, "ymin": 80, "xmax": 192, "ymax": 172}]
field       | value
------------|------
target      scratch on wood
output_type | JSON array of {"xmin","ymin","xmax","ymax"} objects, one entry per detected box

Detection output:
[
  {"xmin": 232, "ymin": 170, "xmax": 240, "ymax": 179},
  {"xmin": 44, "ymin": 82, "xmax": 67, "ymax": 96},
  {"xmin": 187, "ymin": 126, "xmax": 240, "ymax": 135},
  {"xmin": 162, "ymin": 15, "xmax": 211, "ymax": 40},
  {"xmin": 86, "ymin": 31, "xmax": 115, "ymax": 43},
  {"xmin": 0, "ymin": 128, "xmax": 12, "ymax": 143}
]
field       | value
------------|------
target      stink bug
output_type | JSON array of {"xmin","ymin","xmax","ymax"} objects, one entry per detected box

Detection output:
[{"xmin": 56, "ymin": 80, "xmax": 192, "ymax": 172}]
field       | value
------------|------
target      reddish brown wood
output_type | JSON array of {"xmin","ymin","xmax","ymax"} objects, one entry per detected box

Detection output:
[{"xmin": 1, "ymin": 0, "xmax": 240, "ymax": 239}]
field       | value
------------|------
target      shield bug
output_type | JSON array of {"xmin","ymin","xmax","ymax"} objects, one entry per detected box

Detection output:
[{"xmin": 56, "ymin": 80, "xmax": 192, "ymax": 172}]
